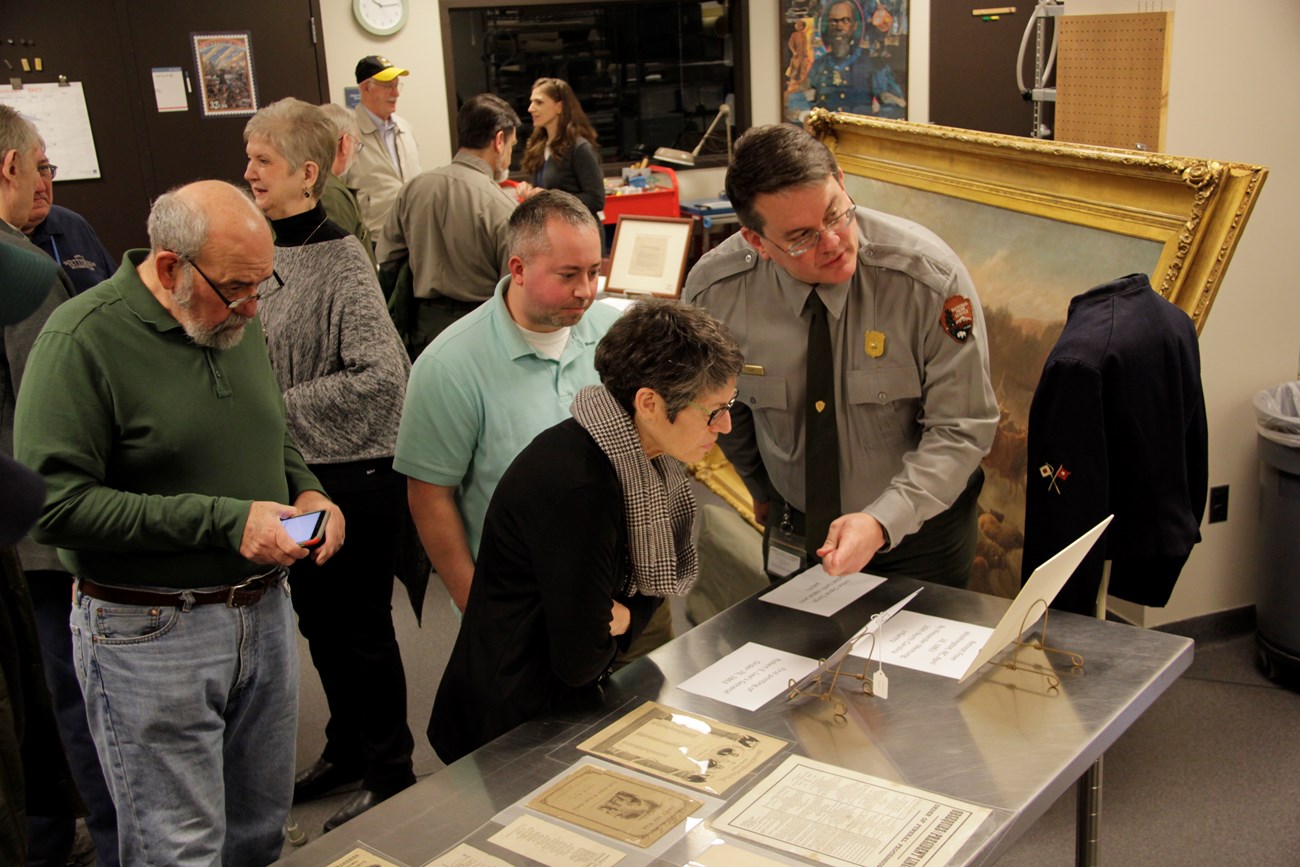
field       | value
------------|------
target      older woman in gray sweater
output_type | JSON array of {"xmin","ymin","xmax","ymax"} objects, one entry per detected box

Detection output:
[{"xmin": 243, "ymin": 98, "xmax": 415, "ymax": 831}]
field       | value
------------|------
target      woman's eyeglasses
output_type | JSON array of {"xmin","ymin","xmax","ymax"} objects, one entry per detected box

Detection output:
[{"xmin": 687, "ymin": 389, "xmax": 739, "ymax": 427}]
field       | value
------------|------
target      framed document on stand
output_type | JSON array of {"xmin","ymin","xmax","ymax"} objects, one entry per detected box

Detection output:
[{"xmin": 606, "ymin": 215, "xmax": 694, "ymax": 299}]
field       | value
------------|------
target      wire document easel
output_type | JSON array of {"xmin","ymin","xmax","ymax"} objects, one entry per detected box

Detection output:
[
  {"xmin": 999, "ymin": 600, "xmax": 1086, "ymax": 692},
  {"xmin": 786, "ymin": 589, "xmax": 921, "ymax": 718}
]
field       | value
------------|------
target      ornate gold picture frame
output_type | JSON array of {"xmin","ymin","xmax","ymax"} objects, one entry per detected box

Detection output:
[{"xmin": 808, "ymin": 109, "xmax": 1267, "ymax": 331}]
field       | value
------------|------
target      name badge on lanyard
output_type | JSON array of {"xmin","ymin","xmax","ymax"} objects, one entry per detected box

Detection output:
[{"xmin": 767, "ymin": 503, "xmax": 807, "ymax": 580}]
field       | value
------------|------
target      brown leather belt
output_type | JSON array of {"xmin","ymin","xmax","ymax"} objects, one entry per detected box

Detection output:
[{"xmin": 77, "ymin": 568, "xmax": 286, "ymax": 609}]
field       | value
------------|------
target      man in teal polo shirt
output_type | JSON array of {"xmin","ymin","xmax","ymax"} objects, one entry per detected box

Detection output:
[{"xmin": 396, "ymin": 190, "xmax": 616, "ymax": 613}]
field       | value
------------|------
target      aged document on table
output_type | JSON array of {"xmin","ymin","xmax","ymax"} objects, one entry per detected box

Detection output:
[
  {"xmin": 528, "ymin": 765, "xmax": 703, "ymax": 849},
  {"xmin": 425, "ymin": 842, "xmax": 512, "ymax": 866},
  {"xmin": 712, "ymin": 755, "xmax": 990, "ymax": 867},
  {"xmin": 687, "ymin": 840, "xmax": 793, "ymax": 866},
  {"xmin": 487, "ymin": 814, "xmax": 625, "ymax": 866},
  {"xmin": 578, "ymin": 701, "xmax": 786, "ymax": 795},
  {"xmin": 324, "ymin": 846, "xmax": 407, "ymax": 867},
  {"xmin": 629, "ymin": 235, "xmax": 668, "ymax": 277}
]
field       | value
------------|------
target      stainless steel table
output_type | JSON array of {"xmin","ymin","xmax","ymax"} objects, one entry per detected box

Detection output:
[{"xmin": 276, "ymin": 578, "xmax": 1192, "ymax": 866}]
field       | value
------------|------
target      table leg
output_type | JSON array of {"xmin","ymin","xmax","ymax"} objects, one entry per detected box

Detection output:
[
  {"xmin": 1074, "ymin": 754, "xmax": 1103, "ymax": 866},
  {"xmin": 1075, "ymin": 561, "xmax": 1110, "ymax": 865}
]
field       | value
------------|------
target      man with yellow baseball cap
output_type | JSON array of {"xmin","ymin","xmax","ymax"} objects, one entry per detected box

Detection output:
[{"xmin": 345, "ymin": 56, "xmax": 422, "ymax": 239}]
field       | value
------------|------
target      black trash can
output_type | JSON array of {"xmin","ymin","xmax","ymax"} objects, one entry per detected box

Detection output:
[{"xmin": 1254, "ymin": 382, "xmax": 1300, "ymax": 685}]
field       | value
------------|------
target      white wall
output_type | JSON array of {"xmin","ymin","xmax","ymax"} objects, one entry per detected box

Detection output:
[
  {"xmin": 1059, "ymin": 0, "xmax": 1300, "ymax": 627},
  {"xmin": 321, "ymin": 0, "xmax": 1300, "ymax": 627},
  {"xmin": 319, "ymin": 1, "xmax": 453, "ymax": 168}
]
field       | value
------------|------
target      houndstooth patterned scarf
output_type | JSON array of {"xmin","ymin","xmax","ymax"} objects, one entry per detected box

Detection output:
[{"xmin": 571, "ymin": 385, "xmax": 699, "ymax": 597}]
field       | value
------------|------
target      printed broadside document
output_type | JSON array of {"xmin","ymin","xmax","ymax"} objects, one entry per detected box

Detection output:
[
  {"xmin": 577, "ymin": 701, "xmax": 787, "ymax": 795},
  {"xmin": 712, "ymin": 755, "xmax": 990, "ymax": 867},
  {"xmin": 759, "ymin": 565, "xmax": 886, "ymax": 616},
  {"xmin": 676, "ymin": 643, "xmax": 819, "ymax": 711},
  {"xmin": 487, "ymin": 814, "xmax": 625, "ymax": 866}
]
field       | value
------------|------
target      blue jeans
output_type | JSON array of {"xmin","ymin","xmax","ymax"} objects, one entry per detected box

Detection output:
[{"xmin": 71, "ymin": 578, "xmax": 299, "ymax": 867}]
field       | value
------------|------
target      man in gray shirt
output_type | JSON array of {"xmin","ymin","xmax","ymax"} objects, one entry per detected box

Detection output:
[
  {"xmin": 378, "ymin": 94, "xmax": 520, "ymax": 356},
  {"xmin": 684, "ymin": 125, "xmax": 997, "ymax": 586}
]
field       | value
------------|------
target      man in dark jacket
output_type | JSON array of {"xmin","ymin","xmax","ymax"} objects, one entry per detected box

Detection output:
[{"xmin": 0, "ymin": 187, "xmax": 83, "ymax": 863}]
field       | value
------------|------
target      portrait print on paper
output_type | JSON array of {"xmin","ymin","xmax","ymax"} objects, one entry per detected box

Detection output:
[{"xmin": 527, "ymin": 765, "xmax": 702, "ymax": 849}]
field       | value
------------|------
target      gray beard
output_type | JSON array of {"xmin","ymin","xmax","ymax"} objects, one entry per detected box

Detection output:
[
  {"xmin": 182, "ymin": 315, "xmax": 250, "ymax": 350},
  {"xmin": 174, "ymin": 276, "xmax": 250, "ymax": 350}
]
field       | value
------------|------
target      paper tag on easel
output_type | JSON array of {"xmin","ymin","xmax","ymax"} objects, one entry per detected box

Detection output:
[{"xmin": 872, "ymin": 670, "xmax": 889, "ymax": 700}]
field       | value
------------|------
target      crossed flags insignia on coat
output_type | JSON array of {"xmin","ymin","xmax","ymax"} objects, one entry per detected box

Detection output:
[{"xmin": 1040, "ymin": 462, "xmax": 1071, "ymax": 494}]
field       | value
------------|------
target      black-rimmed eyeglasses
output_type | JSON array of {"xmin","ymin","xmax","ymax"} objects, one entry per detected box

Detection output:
[
  {"xmin": 188, "ymin": 260, "xmax": 284, "ymax": 310},
  {"xmin": 688, "ymin": 389, "xmax": 739, "ymax": 428},
  {"xmin": 36, "ymin": 163, "xmax": 58, "ymax": 180}
]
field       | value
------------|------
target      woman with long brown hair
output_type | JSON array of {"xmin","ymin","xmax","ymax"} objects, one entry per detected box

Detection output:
[{"xmin": 517, "ymin": 78, "xmax": 605, "ymax": 220}]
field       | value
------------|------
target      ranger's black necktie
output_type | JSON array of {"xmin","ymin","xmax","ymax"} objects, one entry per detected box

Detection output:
[{"xmin": 805, "ymin": 290, "xmax": 841, "ymax": 560}]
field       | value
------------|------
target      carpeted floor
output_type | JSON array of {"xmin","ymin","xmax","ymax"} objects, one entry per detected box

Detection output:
[
  {"xmin": 991, "ymin": 631, "xmax": 1300, "ymax": 865},
  {"xmin": 281, "ymin": 579, "xmax": 455, "ymax": 852}
]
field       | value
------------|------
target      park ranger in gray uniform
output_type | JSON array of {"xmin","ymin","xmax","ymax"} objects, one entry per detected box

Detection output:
[{"xmin": 683, "ymin": 124, "xmax": 997, "ymax": 585}]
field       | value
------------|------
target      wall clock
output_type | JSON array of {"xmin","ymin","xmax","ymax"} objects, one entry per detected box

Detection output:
[{"xmin": 353, "ymin": 0, "xmax": 409, "ymax": 36}]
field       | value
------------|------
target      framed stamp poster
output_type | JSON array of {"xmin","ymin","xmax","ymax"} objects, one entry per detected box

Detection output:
[{"xmin": 191, "ymin": 32, "xmax": 259, "ymax": 118}]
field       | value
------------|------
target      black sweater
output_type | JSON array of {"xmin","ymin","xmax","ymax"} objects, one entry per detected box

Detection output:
[{"xmin": 429, "ymin": 418, "xmax": 659, "ymax": 764}]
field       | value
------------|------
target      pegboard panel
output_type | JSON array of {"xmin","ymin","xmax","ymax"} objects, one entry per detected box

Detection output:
[{"xmin": 1056, "ymin": 11, "xmax": 1172, "ymax": 152}]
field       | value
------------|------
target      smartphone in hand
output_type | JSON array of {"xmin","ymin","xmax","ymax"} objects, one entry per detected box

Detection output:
[{"xmin": 280, "ymin": 510, "xmax": 329, "ymax": 549}]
